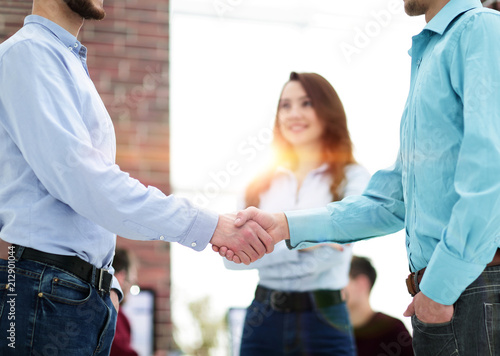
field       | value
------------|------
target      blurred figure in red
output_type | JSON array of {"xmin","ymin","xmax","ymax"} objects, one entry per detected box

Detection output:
[
  {"xmin": 345, "ymin": 256, "xmax": 413, "ymax": 356},
  {"xmin": 110, "ymin": 248, "xmax": 139, "ymax": 356}
]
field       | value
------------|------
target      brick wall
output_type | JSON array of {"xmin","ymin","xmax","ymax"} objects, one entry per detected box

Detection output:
[{"xmin": 0, "ymin": 1, "xmax": 173, "ymax": 353}]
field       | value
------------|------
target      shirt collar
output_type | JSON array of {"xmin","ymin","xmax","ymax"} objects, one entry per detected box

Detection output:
[
  {"xmin": 424, "ymin": 0, "xmax": 481, "ymax": 35},
  {"xmin": 24, "ymin": 15, "xmax": 87, "ymax": 60}
]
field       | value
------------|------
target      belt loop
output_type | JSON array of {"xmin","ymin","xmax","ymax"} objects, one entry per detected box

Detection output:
[
  {"xmin": 91, "ymin": 265, "xmax": 98, "ymax": 289},
  {"xmin": 14, "ymin": 245, "xmax": 25, "ymax": 261},
  {"xmin": 414, "ymin": 269, "xmax": 422, "ymax": 294}
]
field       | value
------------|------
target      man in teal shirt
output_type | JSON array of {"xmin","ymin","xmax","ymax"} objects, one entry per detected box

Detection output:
[{"xmin": 220, "ymin": 0, "xmax": 500, "ymax": 354}]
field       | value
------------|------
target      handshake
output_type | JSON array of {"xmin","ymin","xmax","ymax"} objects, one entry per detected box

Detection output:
[{"xmin": 210, "ymin": 207, "xmax": 290, "ymax": 265}]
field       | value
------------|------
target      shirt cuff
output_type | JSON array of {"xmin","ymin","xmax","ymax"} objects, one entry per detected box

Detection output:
[
  {"xmin": 285, "ymin": 207, "xmax": 334, "ymax": 250},
  {"xmin": 419, "ymin": 243, "xmax": 486, "ymax": 305},
  {"xmin": 178, "ymin": 208, "xmax": 219, "ymax": 251}
]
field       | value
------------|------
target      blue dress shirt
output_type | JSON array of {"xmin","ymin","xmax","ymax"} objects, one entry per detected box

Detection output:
[
  {"xmin": 285, "ymin": 0, "xmax": 500, "ymax": 305},
  {"xmin": 0, "ymin": 16, "xmax": 218, "ymax": 273}
]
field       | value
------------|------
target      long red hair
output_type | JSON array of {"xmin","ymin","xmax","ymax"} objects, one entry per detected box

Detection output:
[{"xmin": 245, "ymin": 72, "xmax": 356, "ymax": 207}]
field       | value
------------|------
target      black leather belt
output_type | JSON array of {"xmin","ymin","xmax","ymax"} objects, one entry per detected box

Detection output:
[
  {"xmin": 14, "ymin": 245, "xmax": 112, "ymax": 294},
  {"xmin": 254, "ymin": 285, "xmax": 343, "ymax": 312}
]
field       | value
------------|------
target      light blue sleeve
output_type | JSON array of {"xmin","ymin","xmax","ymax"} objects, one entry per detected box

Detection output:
[
  {"xmin": 0, "ymin": 40, "xmax": 217, "ymax": 250},
  {"xmin": 286, "ymin": 159, "xmax": 405, "ymax": 249},
  {"xmin": 420, "ymin": 12, "xmax": 500, "ymax": 305}
]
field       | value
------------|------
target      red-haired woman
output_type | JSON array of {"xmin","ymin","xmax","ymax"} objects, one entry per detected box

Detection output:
[{"xmin": 224, "ymin": 72, "xmax": 370, "ymax": 355}]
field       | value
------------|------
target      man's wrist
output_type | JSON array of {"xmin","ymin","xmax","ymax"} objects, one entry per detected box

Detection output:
[{"xmin": 273, "ymin": 212, "xmax": 290, "ymax": 243}]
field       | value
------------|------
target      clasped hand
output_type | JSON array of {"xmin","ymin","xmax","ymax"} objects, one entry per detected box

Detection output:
[{"xmin": 211, "ymin": 207, "xmax": 289, "ymax": 264}]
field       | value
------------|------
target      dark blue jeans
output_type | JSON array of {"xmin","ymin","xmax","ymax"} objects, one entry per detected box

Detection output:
[
  {"xmin": 0, "ymin": 258, "xmax": 117, "ymax": 355},
  {"xmin": 240, "ymin": 298, "xmax": 355, "ymax": 356},
  {"xmin": 412, "ymin": 265, "xmax": 500, "ymax": 356}
]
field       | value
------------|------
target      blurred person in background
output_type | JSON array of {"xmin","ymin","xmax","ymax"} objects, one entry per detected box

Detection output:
[
  {"xmin": 110, "ymin": 248, "xmax": 139, "ymax": 356},
  {"xmin": 224, "ymin": 72, "xmax": 371, "ymax": 356},
  {"xmin": 346, "ymin": 256, "xmax": 413, "ymax": 356},
  {"xmin": 482, "ymin": 0, "xmax": 499, "ymax": 10}
]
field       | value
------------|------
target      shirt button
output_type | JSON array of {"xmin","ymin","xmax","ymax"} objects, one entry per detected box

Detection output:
[
  {"xmin": 191, "ymin": 242, "xmax": 197, "ymax": 247},
  {"xmin": 159, "ymin": 235, "xmax": 165, "ymax": 241},
  {"xmin": 74, "ymin": 43, "xmax": 78, "ymax": 47}
]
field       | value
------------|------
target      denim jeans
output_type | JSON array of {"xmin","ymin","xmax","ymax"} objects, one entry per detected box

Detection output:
[
  {"xmin": 240, "ymin": 298, "xmax": 356, "ymax": 356},
  {"xmin": 0, "ymin": 258, "xmax": 117, "ymax": 356},
  {"xmin": 412, "ymin": 265, "xmax": 500, "ymax": 356}
]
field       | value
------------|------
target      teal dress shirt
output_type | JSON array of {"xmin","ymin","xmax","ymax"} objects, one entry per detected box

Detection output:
[{"xmin": 285, "ymin": 0, "xmax": 500, "ymax": 305}]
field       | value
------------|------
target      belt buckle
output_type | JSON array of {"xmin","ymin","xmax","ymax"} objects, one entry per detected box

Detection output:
[{"xmin": 270, "ymin": 291, "xmax": 291, "ymax": 312}]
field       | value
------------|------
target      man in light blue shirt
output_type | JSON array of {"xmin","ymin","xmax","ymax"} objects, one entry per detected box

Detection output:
[
  {"xmin": 0, "ymin": 0, "xmax": 273, "ymax": 354},
  {"xmin": 226, "ymin": 0, "xmax": 500, "ymax": 354}
]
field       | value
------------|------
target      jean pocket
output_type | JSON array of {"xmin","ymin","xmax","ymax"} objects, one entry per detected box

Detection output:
[
  {"xmin": 412, "ymin": 315, "xmax": 459, "ymax": 355},
  {"xmin": 484, "ymin": 303, "xmax": 500, "ymax": 356},
  {"xmin": 314, "ymin": 303, "xmax": 351, "ymax": 333},
  {"xmin": 41, "ymin": 272, "xmax": 92, "ymax": 306},
  {"xmin": 244, "ymin": 300, "xmax": 272, "ymax": 328},
  {"xmin": 413, "ymin": 315, "xmax": 454, "ymax": 329},
  {"xmin": 34, "ymin": 286, "xmax": 109, "ymax": 355}
]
